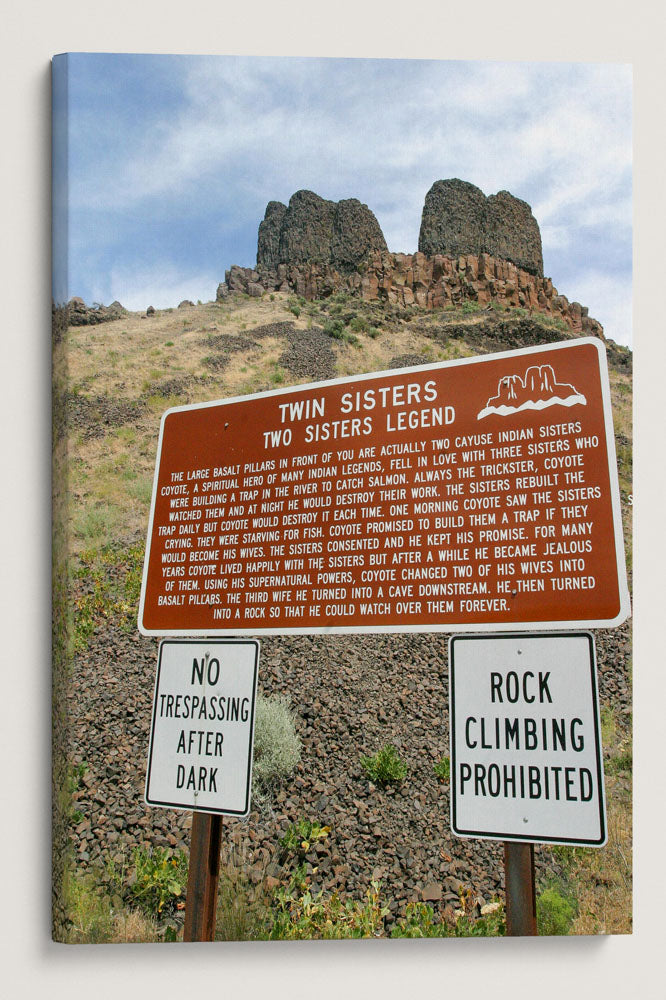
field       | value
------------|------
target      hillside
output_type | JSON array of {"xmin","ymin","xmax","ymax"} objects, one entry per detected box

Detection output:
[{"xmin": 53, "ymin": 289, "xmax": 633, "ymax": 940}]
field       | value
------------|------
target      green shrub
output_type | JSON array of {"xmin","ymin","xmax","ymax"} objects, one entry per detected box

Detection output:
[
  {"xmin": 252, "ymin": 694, "xmax": 302, "ymax": 809},
  {"xmin": 323, "ymin": 318, "xmax": 346, "ymax": 340},
  {"xmin": 349, "ymin": 315, "xmax": 368, "ymax": 333},
  {"xmin": 433, "ymin": 756, "xmax": 450, "ymax": 782},
  {"xmin": 391, "ymin": 899, "xmax": 505, "ymax": 938},
  {"xmin": 280, "ymin": 819, "xmax": 330, "ymax": 859},
  {"xmin": 536, "ymin": 885, "xmax": 577, "ymax": 936},
  {"xmin": 129, "ymin": 846, "xmax": 188, "ymax": 919},
  {"xmin": 360, "ymin": 744, "xmax": 407, "ymax": 785},
  {"xmin": 456, "ymin": 904, "xmax": 506, "ymax": 937},
  {"xmin": 391, "ymin": 902, "xmax": 452, "ymax": 938},
  {"xmin": 269, "ymin": 868, "xmax": 388, "ymax": 939},
  {"xmin": 606, "ymin": 749, "xmax": 632, "ymax": 773},
  {"xmin": 63, "ymin": 871, "xmax": 116, "ymax": 943},
  {"xmin": 215, "ymin": 850, "xmax": 272, "ymax": 941},
  {"xmin": 70, "ymin": 544, "xmax": 144, "ymax": 651}
]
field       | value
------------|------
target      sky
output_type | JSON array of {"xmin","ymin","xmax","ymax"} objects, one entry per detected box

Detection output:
[{"xmin": 53, "ymin": 55, "xmax": 632, "ymax": 346}]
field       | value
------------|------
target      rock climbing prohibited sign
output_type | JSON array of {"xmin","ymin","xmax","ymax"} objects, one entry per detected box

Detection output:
[{"xmin": 449, "ymin": 631, "xmax": 606, "ymax": 847}]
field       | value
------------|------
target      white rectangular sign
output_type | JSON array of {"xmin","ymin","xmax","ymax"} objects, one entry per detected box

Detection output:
[
  {"xmin": 449, "ymin": 632, "xmax": 606, "ymax": 846},
  {"xmin": 145, "ymin": 639, "xmax": 259, "ymax": 816}
]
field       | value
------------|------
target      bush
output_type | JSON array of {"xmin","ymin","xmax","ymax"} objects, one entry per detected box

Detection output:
[
  {"xmin": 63, "ymin": 866, "xmax": 162, "ymax": 943},
  {"xmin": 606, "ymin": 749, "xmax": 632, "ymax": 773},
  {"xmin": 349, "ymin": 315, "xmax": 368, "ymax": 333},
  {"xmin": 391, "ymin": 902, "xmax": 452, "ymax": 938},
  {"xmin": 129, "ymin": 846, "xmax": 188, "ymax": 919},
  {"xmin": 536, "ymin": 885, "xmax": 577, "ymax": 936},
  {"xmin": 280, "ymin": 818, "xmax": 330, "ymax": 860},
  {"xmin": 391, "ymin": 899, "xmax": 505, "ymax": 938},
  {"xmin": 360, "ymin": 744, "xmax": 407, "ymax": 785},
  {"xmin": 64, "ymin": 871, "xmax": 116, "ymax": 943},
  {"xmin": 252, "ymin": 694, "xmax": 302, "ymax": 809},
  {"xmin": 269, "ymin": 868, "xmax": 388, "ymax": 939},
  {"xmin": 215, "ymin": 845, "xmax": 273, "ymax": 941},
  {"xmin": 323, "ymin": 318, "xmax": 346, "ymax": 340}
]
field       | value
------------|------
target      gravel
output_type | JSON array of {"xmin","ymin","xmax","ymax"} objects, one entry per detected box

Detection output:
[
  {"xmin": 66, "ymin": 608, "xmax": 631, "ymax": 928},
  {"xmin": 279, "ymin": 325, "xmax": 337, "ymax": 381}
]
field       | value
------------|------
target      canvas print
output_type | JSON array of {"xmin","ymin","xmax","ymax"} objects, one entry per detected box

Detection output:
[{"xmin": 52, "ymin": 55, "xmax": 632, "ymax": 943}]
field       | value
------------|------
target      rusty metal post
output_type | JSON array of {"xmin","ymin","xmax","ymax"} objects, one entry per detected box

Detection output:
[
  {"xmin": 183, "ymin": 812, "xmax": 223, "ymax": 941},
  {"xmin": 503, "ymin": 841, "xmax": 537, "ymax": 936}
]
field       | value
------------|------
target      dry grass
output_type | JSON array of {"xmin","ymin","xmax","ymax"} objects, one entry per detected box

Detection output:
[
  {"xmin": 569, "ymin": 788, "xmax": 632, "ymax": 935},
  {"xmin": 215, "ymin": 828, "xmax": 280, "ymax": 941},
  {"xmin": 65, "ymin": 296, "xmax": 468, "ymax": 553},
  {"xmin": 538, "ymin": 702, "xmax": 633, "ymax": 936},
  {"xmin": 109, "ymin": 909, "xmax": 161, "ymax": 944},
  {"xmin": 63, "ymin": 869, "xmax": 161, "ymax": 944}
]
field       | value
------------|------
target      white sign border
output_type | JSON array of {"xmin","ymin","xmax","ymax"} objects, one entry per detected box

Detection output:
[
  {"xmin": 144, "ymin": 637, "xmax": 260, "ymax": 817},
  {"xmin": 138, "ymin": 337, "xmax": 631, "ymax": 636},
  {"xmin": 448, "ymin": 629, "xmax": 608, "ymax": 847}
]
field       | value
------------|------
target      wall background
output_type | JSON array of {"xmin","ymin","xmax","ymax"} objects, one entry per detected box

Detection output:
[{"xmin": 1, "ymin": 2, "xmax": 663, "ymax": 996}]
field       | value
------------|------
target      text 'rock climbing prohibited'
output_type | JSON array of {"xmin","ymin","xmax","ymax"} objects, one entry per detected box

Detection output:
[{"xmin": 449, "ymin": 632, "xmax": 606, "ymax": 847}]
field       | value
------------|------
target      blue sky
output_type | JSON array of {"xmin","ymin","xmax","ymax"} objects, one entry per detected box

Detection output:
[{"xmin": 53, "ymin": 55, "xmax": 632, "ymax": 346}]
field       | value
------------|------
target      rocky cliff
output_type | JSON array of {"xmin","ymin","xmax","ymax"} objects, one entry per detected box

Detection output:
[
  {"xmin": 219, "ymin": 250, "xmax": 603, "ymax": 338},
  {"xmin": 418, "ymin": 179, "xmax": 543, "ymax": 277},
  {"xmin": 217, "ymin": 179, "xmax": 598, "ymax": 336}
]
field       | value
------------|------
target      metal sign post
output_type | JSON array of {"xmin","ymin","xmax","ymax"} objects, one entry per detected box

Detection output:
[
  {"xmin": 449, "ymin": 631, "xmax": 608, "ymax": 936},
  {"xmin": 183, "ymin": 812, "xmax": 223, "ymax": 942},
  {"xmin": 503, "ymin": 842, "xmax": 537, "ymax": 936},
  {"xmin": 144, "ymin": 639, "xmax": 259, "ymax": 941}
]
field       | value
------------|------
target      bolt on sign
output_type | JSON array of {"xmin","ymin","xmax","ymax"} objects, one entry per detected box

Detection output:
[
  {"xmin": 145, "ymin": 639, "xmax": 259, "ymax": 816},
  {"xmin": 138, "ymin": 337, "xmax": 629, "ymax": 635},
  {"xmin": 449, "ymin": 632, "xmax": 606, "ymax": 847}
]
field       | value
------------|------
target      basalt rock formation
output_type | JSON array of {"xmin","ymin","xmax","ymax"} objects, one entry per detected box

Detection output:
[
  {"xmin": 217, "ymin": 180, "xmax": 601, "ymax": 337},
  {"xmin": 418, "ymin": 179, "xmax": 544, "ymax": 277},
  {"xmin": 256, "ymin": 190, "xmax": 388, "ymax": 273},
  {"xmin": 219, "ymin": 250, "xmax": 603, "ymax": 338}
]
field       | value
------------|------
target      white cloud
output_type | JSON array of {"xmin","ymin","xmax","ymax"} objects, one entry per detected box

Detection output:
[
  {"xmin": 89, "ymin": 264, "xmax": 220, "ymax": 312},
  {"xmin": 559, "ymin": 269, "xmax": 632, "ymax": 348}
]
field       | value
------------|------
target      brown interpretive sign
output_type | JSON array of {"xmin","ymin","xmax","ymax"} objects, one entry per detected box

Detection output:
[{"xmin": 138, "ymin": 338, "xmax": 629, "ymax": 635}]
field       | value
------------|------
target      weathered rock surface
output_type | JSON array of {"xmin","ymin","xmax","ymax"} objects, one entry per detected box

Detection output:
[
  {"xmin": 68, "ymin": 298, "xmax": 127, "ymax": 326},
  {"xmin": 257, "ymin": 200, "xmax": 288, "ymax": 269},
  {"xmin": 219, "ymin": 250, "xmax": 603, "ymax": 338},
  {"xmin": 256, "ymin": 190, "xmax": 388, "ymax": 273},
  {"xmin": 418, "ymin": 179, "xmax": 543, "ymax": 277}
]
